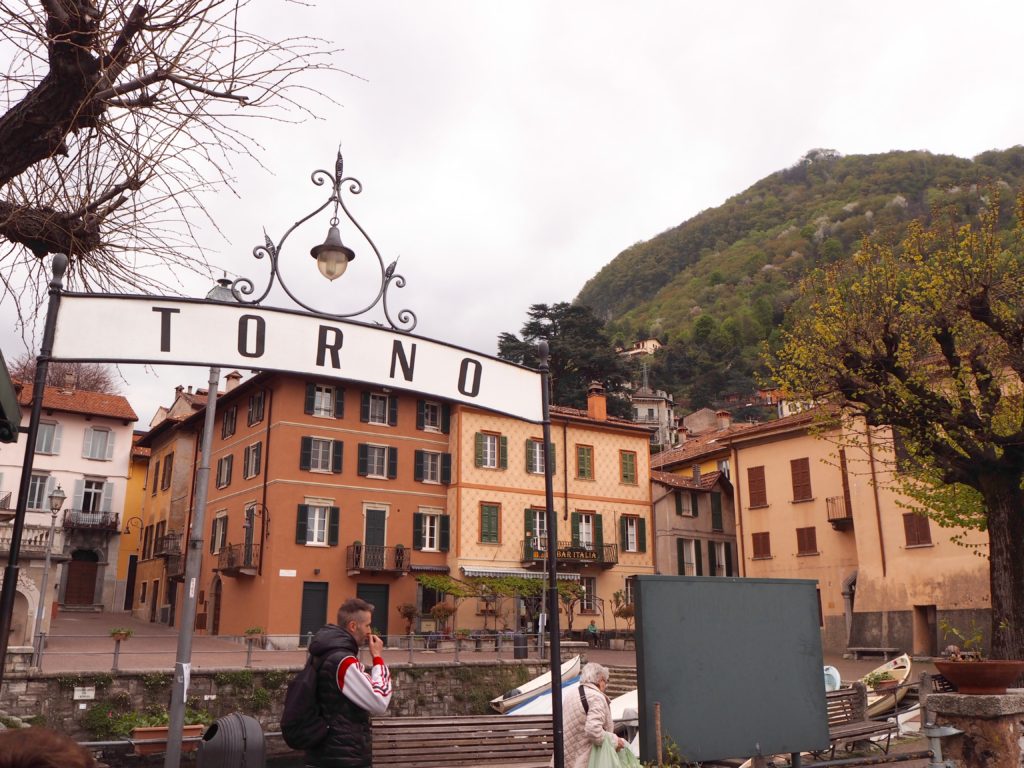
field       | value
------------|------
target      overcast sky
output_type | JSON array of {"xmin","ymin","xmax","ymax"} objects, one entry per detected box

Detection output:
[{"xmin": 4, "ymin": 1, "xmax": 1024, "ymax": 425}]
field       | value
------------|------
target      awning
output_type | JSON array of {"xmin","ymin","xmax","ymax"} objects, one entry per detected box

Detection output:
[
  {"xmin": 460, "ymin": 566, "xmax": 580, "ymax": 581},
  {"xmin": 409, "ymin": 564, "xmax": 450, "ymax": 573}
]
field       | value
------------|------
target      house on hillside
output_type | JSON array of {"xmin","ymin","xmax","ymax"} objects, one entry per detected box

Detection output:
[{"xmin": 0, "ymin": 381, "xmax": 136, "ymax": 643}]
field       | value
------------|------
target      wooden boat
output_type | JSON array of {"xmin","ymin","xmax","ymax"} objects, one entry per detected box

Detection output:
[
  {"xmin": 862, "ymin": 653, "xmax": 912, "ymax": 718},
  {"xmin": 490, "ymin": 655, "xmax": 582, "ymax": 713}
]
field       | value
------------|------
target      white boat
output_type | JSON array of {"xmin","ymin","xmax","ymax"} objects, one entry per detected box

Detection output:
[
  {"xmin": 862, "ymin": 653, "xmax": 912, "ymax": 718},
  {"xmin": 490, "ymin": 655, "xmax": 583, "ymax": 713}
]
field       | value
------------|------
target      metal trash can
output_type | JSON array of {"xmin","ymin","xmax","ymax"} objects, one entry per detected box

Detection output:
[
  {"xmin": 197, "ymin": 712, "xmax": 266, "ymax": 768},
  {"xmin": 513, "ymin": 632, "xmax": 528, "ymax": 659}
]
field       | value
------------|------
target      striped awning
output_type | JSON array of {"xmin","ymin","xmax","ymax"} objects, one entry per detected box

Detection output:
[
  {"xmin": 409, "ymin": 563, "xmax": 450, "ymax": 573},
  {"xmin": 460, "ymin": 566, "xmax": 580, "ymax": 581}
]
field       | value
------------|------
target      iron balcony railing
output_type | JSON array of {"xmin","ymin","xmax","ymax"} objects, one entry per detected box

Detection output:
[
  {"xmin": 63, "ymin": 509, "xmax": 120, "ymax": 531},
  {"xmin": 346, "ymin": 544, "xmax": 411, "ymax": 574},
  {"xmin": 154, "ymin": 532, "xmax": 182, "ymax": 557},
  {"xmin": 215, "ymin": 542, "xmax": 261, "ymax": 575},
  {"xmin": 521, "ymin": 539, "xmax": 618, "ymax": 567}
]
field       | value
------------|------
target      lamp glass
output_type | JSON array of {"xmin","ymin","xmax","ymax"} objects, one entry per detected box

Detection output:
[
  {"xmin": 48, "ymin": 485, "xmax": 66, "ymax": 513},
  {"xmin": 316, "ymin": 250, "xmax": 349, "ymax": 281}
]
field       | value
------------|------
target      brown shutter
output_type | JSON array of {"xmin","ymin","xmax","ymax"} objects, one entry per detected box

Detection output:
[
  {"xmin": 791, "ymin": 458, "xmax": 812, "ymax": 501},
  {"xmin": 903, "ymin": 513, "xmax": 932, "ymax": 546},
  {"xmin": 752, "ymin": 531, "xmax": 771, "ymax": 558},
  {"xmin": 796, "ymin": 526, "xmax": 817, "ymax": 554},
  {"xmin": 747, "ymin": 466, "xmax": 767, "ymax": 507}
]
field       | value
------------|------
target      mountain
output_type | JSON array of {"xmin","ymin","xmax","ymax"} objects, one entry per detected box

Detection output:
[{"xmin": 575, "ymin": 147, "xmax": 1024, "ymax": 412}]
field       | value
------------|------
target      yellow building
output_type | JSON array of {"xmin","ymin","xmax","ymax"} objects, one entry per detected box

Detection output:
[
  {"xmin": 447, "ymin": 384, "xmax": 655, "ymax": 635},
  {"xmin": 113, "ymin": 433, "xmax": 150, "ymax": 611}
]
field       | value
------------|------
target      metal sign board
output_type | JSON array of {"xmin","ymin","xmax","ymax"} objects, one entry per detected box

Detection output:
[{"xmin": 50, "ymin": 294, "xmax": 543, "ymax": 422}]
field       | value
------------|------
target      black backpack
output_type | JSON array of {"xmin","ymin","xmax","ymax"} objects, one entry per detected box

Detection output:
[{"xmin": 281, "ymin": 651, "xmax": 340, "ymax": 750}]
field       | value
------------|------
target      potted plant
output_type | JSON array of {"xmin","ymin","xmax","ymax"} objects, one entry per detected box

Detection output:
[
  {"xmin": 455, "ymin": 627, "xmax": 471, "ymax": 650},
  {"xmin": 935, "ymin": 618, "xmax": 1024, "ymax": 694},
  {"xmin": 863, "ymin": 670, "xmax": 898, "ymax": 692},
  {"xmin": 128, "ymin": 707, "xmax": 213, "ymax": 756},
  {"xmin": 110, "ymin": 628, "xmax": 133, "ymax": 641},
  {"xmin": 397, "ymin": 603, "xmax": 418, "ymax": 636}
]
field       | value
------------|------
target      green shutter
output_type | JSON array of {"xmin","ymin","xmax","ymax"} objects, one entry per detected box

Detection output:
[
  {"xmin": 441, "ymin": 454, "xmax": 451, "ymax": 485},
  {"xmin": 439, "ymin": 515, "xmax": 450, "ymax": 551},
  {"xmin": 677, "ymin": 539, "xmax": 686, "ymax": 575},
  {"xmin": 416, "ymin": 400, "xmax": 425, "ymax": 430},
  {"xmin": 708, "ymin": 541, "xmax": 718, "ymax": 577},
  {"xmin": 328, "ymin": 507, "xmax": 339, "ymax": 546},
  {"xmin": 474, "ymin": 433, "xmax": 484, "ymax": 467},
  {"xmin": 388, "ymin": 396, "xmax": 398, "ymax": 426},
  {"xmin": 549, "ymin": 443, "xmax": 556, "ymax": 474},
  {"xmin": 499, "ymin": 435, "xmax": 508, "ymax": 469},
  {"xmin": 441, "ymin": 404, "xmax": 451, "ymax": 434},
  {"xmin": 711, "ymin": 492, "xmax": 723, "ymax": 531},
  {"xmin": 524, "ymin": 512, "xmax": 534, "ymax": 556},
  {"xmin": 332, "ymin": 440, "xmax": 343, "ymax": 473},
  {"xmin": 357, "ymin": 444, "xmax": 368, "ymax": 476},
  {"xmin": 594, "ymin": 513, "xmax": 604, "ymax": 551},
  {"xmin": 387, "ymin": 447, "xmax": 398, "ymax": 479},
  {"xmin": 675, "ymin": 491, "xmax": 683, "ymax": 516},
  {"xmin": 304, "ymin": 384, "xmax": 316, "ymax": 414},
  {"xmin": 334, "ymin": 387, "xmax": 345, "ymax": 418},
  {"xmin": 414, "ymin": 450, "xmax": 424, "ymax": 481},
  {"xmin": 619, "ymin": 516, "xmax": 627, "ymax": 550},
  {"xmin": 524, "ymin": 439, "xmax": 532, "ymax": 472},
  {"xmin": 413, "ymin": 513, "xmax": 423, "ymax": 550},
  {"xmin": 691, "ymin": 491, "xmax": 700, "ymax": 517},
  {"xmin": 360, "ymin": 392, "xmax": 370, "ymax": 422},
  {"xmin": 638, "ymin": 518, "xmax": 647, "ymax": 553},
  {"xmin": 571, "ymin": 512, "xmax": 580, "ymax": 547},
  {"xmin": 695, "ymin": 539, "xmax": 703, "ymax": 576},
  {"xmin": 725, "ymin": 542, "xmax": 734, "ymax": 577},
  {"xmin": 296, "ymin": 504, "xmax": 309, "ymax": 544}
]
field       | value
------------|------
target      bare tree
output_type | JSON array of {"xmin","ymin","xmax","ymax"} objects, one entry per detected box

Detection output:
[
  {"xmin": 0, "ymin": 0, "xmax": 342, "ymax": 319},
  {"xmin": 9, "ymin": 352, "xmax": 120, "ymax": 392}
]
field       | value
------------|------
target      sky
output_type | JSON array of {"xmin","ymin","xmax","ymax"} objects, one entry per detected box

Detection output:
[{"xmin": 4, "ymin": 1, "xmax": 1024, "ymax": 425}]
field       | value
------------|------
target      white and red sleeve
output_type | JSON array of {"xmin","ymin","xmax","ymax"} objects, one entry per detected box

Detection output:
[{"xmin": 336, "ymin": 655, "xmax": 392, "ymax": 715}]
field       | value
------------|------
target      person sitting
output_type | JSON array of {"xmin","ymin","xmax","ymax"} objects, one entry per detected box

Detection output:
[{"xmin": 585, "ymin": 620, "xmax": 600, "ymax": 647}]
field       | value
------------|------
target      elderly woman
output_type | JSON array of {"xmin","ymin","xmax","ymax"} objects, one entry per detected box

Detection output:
[{"xmin": 554, "ymin": 662, "xmax": 626, "ymax": 768}]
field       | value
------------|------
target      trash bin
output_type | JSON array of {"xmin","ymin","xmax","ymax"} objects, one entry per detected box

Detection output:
[
  {"xmin": 197, "ymin": 712, "xmax": 266, "ymax": 768},
  {"xmin": 513, "ymin": 632, "xmax": 528, "ymax": 659}
]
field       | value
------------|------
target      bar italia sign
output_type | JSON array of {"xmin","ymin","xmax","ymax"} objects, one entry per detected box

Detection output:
[{"xmin": 50, "ymin": 295, "xmax": 543, "ymax": 423}]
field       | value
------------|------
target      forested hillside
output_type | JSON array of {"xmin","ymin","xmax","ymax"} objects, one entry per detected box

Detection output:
[{"xmin": 576, "ymin": 147, "xmax": 1024, "ymax": 411}]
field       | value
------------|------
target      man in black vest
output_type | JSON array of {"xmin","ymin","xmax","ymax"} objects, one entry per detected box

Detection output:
[{"xmin": 305, "ymin": 597, "xmax": 393, "ymax": 768}]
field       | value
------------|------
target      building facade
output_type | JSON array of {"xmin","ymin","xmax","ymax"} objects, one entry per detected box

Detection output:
[{"xmin": 650, "ymin": 469, "xmax": 736, "ymax": 578}]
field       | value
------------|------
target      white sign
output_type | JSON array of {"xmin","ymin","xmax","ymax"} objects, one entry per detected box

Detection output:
[
  {"xmin": 279, "ymin": 569, "xmax": 297, "ymax": 577},
  {"xmin": 73, "ymin": 686, "xmax": 96, "ymax": 700},
  {"xmin": 51, "ymin": 295, "xmax": 543, "ymax": 422}
]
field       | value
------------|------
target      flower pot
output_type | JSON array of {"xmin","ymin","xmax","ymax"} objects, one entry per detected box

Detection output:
[
  {"xmin": 934, "ymin": 660, "xmax": 1024, "ymax": 694},
  {"xmin": 111, "ymin": 632, "xmax": 131, "ymax": 642},
  {"xmin": 871, "ymin": 679, "xmax": 899, "ymax": 692},
  {"xmin": 131, "ymin": 724, "xmax": 205, "ymax": 756}
]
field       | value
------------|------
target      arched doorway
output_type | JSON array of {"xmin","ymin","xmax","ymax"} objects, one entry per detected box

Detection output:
[
  {"xmin": 64, "ymin": 550, "xmax": 100, "ymax": 606},
  {"xmin": 210, "ymin": 577, "xmax": 222, "ymax": 636},
  {"xmin": 11, "ymin": 591, "xmax": 29, "ymax": 645}
]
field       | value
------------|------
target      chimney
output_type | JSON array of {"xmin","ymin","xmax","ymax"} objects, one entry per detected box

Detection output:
[
  {"xmin": 678, "ymin": 425, "xmax": 689, "ymax": 443},
  {"xmin": 692, "ymin": 464, "xmax": 701, "ymax": 482},
  {"xmin": 225, "ymin": 370, "xmax": 243, "ymax": 392},
  {"xmin": 59, "ymin": 371, "xmax": 76, "ymax": 394},
  {"xmin": 187, "ymin": 385, "xmax": 193, "ymax": 395},
  {"xmin": 586, "ymin": 381, "xmax": 607, "ymax": 421},
  {"xmin": 716, "ymin": 409, "xmax": 732, "ymax": 430},
  {"xmin": 175, "ymin": 385, "xmax": 184, "ymax": 398}
]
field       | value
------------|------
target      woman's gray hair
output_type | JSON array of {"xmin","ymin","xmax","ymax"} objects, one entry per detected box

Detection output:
[{"xmin": 580, "ymin": 662, "xmax": 610, "ymax": 686}]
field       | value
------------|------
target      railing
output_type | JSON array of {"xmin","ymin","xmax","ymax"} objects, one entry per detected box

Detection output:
[
  {"xmin": 827, "ymin": 495, "xmax": 853, "ymax": 529},
  {"xmin": 0, "ymin": 525, "xmax": 60, "ymax": 555},
  {"xmin": 63, "ymin": 509, "xmax": 120, "ymax": 531},
  {"xmin": 215, "ymin": 542, "xmax": 261, "ymax": 575},
  {"xmin": 346, "ymin": 544, "xmax": 411, "ymax": 574},
  {"xmin": 154, "ymin": 532, "xmax": 182, "ymax": 557},
  {"xmin": 0, "ymin": 491, "xmax": 11, "ymax": 510},
  {"xmin": 521, "ymin": 539, "xmax": 618, "ymax": 566}
]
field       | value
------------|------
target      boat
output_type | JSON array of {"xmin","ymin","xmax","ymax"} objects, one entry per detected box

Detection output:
[
  {"xmin": 862, "ymin": 653, "xmax": 912, "ymax": 718},
  {"xmin": 490, "ymin": 655, "xmax": 582, "ymax": 713}
]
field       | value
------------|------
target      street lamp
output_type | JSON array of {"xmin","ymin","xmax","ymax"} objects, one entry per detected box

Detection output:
[{"xmin": 32, "ymin": 484, "xmax": 66, "ymax": 666}]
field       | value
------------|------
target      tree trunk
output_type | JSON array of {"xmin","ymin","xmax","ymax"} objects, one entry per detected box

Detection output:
[{"xmin": 979, "ymin": 472, "xmax": 1024, "ymax": 659}]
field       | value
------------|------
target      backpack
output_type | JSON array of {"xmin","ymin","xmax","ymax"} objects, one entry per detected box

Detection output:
[{"xmin": 281, "ymin": 651, "xmax": 340, "ymax": 750}]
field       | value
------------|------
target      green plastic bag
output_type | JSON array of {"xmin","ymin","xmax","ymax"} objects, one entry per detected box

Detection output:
[{"xmin": 588, "ymin": 733, "xmax": 640, "ymax": 768}]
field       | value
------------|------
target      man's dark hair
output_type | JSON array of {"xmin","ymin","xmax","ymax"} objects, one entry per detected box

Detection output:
[{"xmin": 337, "ymin": 597, "xmax": 374, "ymax": 627}]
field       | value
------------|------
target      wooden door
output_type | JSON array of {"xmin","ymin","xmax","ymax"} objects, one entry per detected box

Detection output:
[
  {"xmin": 64, "ymin": 551, "xmax": 99, "ymax": 605},
  {"xmin": 300, "ymin": 582, "xmax": 329, "ymax": 647}
]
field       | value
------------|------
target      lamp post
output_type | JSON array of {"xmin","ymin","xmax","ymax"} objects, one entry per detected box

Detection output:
[{"xmin": 32, "ymin": 484, "xmax": 66, "ymax": 667}]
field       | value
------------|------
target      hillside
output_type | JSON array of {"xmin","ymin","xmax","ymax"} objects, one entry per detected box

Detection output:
[{"xmin": 576, "ymin": 147, "xmax": 1024, "ymax": 411}]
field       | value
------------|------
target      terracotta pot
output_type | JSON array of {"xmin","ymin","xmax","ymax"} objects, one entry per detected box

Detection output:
[
  {"xmin": 131, "ymin": 724, "xmax": 205, "ymax": 756},
  {"xmin": 871, "ymin": 679, "xmax": 899, "ymax": 692},
  {"xmin": 934, "ymin": 660, "xmax": 1024, "ymax": 694}
]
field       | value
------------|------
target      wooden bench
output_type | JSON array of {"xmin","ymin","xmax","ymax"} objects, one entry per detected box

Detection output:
[
  {"xmin": 372, "ymin": 714, "xmax": 553, "ymax": 768},
  {"xmin": 847, "ymin": 646, "xmax": 901, "ymax": 660},
  {"xmin": 822, "ymin": 683, "xmax": 898, "ymax": 759}
]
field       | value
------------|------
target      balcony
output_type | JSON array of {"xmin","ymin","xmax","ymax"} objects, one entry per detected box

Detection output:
[
  {"xmin": 215, "ymin": 542, "xmax": 261, "ymax": 576},
  {"xmin": 827, "ymin": 495, "xmax": 853, "ymax": 531},
  {"xmin": 346, "ymin": 544, "xmax": 411, "ymax": 576},
  {"xmin": 154, "ymin": 532, "xmax": 182, "ymax": 557},
  {"xmin": 0, "ymin": 525, "xmax": 62, "ymax": 557},
  {"xmin": 521, "ymin": 539, "xmax": 618, "ymax": 568},
  {"xmin": 63, "ymin": 509, "xmax": 120, "ymax": 532}
]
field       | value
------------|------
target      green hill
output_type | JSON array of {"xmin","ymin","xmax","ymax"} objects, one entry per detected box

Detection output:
[{"xmin": 576, "ymin": 147, "xmax": 1024, "ymax": 411}]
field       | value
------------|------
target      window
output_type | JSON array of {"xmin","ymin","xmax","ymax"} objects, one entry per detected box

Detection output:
[
  {"xmin": 81, "ymin": 479, "xmax": 105, "ymax": 514},
  {"xmin": 709, "ymin": 541, "xmax": 729, "ymax": 576},
  {"xmin": 619, "ymin": 451, "xmax": 637, "ymax": 484},
  {"xmin": 903, "ymin": 513, "xmax": 932, "ymax": 547},
  {"xmin": 577, "ymin": 513, "xmax": 594, "ymax": 547},
  {"xmin": 216, "ymin": 455, "xmax": 233, "ymax": 489},
  {"xmin": 35, "ymin": 422, "xmax": 61, "ymax": 454},
  {"xmin": 675, "ymin": 490, "xmax": 698, "ymax": 516},
  {"xmin": 414, "ymin": 510, "xmax": 449, "ymax": 552},
  {"xmin": 474, "ymin": 432, "xmax": 506, "ymax": 469},
  {"xmin": 527, "ymin": 508, "xmax": 547, "ymax": 550},
  {"xmin": 140, "ymin": 581, "xmax": 147, "ymax": 604},
  {"xmin": 247, "ymin": 390, "xmax": 265, "ymax": 426},
  {"xmin": 305, "ymin": 383, "xmax": 344, "ymax": 419},
  {"xmin": 26, "ymin": 474, "xmax": 51, "ymax": 511},
  {"xmin": 368, "ymin": 393, "xmax": 388, "ymax": 424},
  {"xmin": 414, "ymin": 450, "xmax": 449, "ymax": 484},
  {"xmin": 83, "ymin": 427, "xmax": 114, "ymax": 460},
  {"xmin": 243, "ymin": 442, "xmax": 262, "ymax": 479},
  {"xmin": 791, "ymin": 458, "xmax": 813, "ymax": 501},
  {"xmin": 300, "ymin": 437, "xmax": 343, "ymax": 473},
  {"xmin": 480, "ymin": 503, "xmax": 500, "ymax": 543},
  {"xmin": 619, "ymin": 515, "xmax": 646, "ymax": 553},
  {"xmin": 151, "ymin": 459, "xmax": 159, "ymax": 496},
  {"xmin": 710, "ymin": 492, "xmax": 723, "ymax": 532},
  {"xmin": 796, "ymin": 526, "xmax": 818, "ymax": 555},
  {"xmin": 221, "ymin": 406, "xmax": 237, "ymax": 439},
  {"xmin": 296, "ymin": 503, "xmax": 339, "ymax": 546},
  {"xmin": 160, "ymin": 452, "xmax": 174, "ymax": 490},
  {"xmin": 576, "ymin": 445, "xmax": 594, "ymax": 480},
  {"xmin": 417, "ymin": 400, "xmax": 448, "ymax": 432},
  {"xmin": 747, "ymin": 466, "xmax": 767, "ymax": 507},
  {"xmin": 358, "ymin": 444, "xmax": 397, "ymax": 478},
  {"xmin": 677, "ymin": 538, "xmax": 700, "ymax": 575},
  {"xmin": 581, "ymin": 576, "xmax": 598, "ymax": 612},
  {"xmin": 210, "ymin": 513, "xmax": 228, "ymax": 554},
  {"xmin": 752, "ymin": 531, "xmax": 771, "ymax": 559},
  {"xmin": 142, "ymin": 525, "xmax": 153, "ymax": 559},
  {"xmin": 624, "ymin": 576, "xmax": 636, "ymax": 606},
  {"xmin": 360, "ymin": 391, "xmax": 396, "ymax": 426},
  {"xmin": 526, "ymin": 439, "xmax": 545, "ymax": 474},
  {"xmin": 717, "ymin": 458, "xmax": 730, "ymax": 479}
]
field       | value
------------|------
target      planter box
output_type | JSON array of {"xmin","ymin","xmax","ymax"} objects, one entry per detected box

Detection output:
[{"xmin": 131, "ymin": 724, "xmax": 205, "ymax": 756}]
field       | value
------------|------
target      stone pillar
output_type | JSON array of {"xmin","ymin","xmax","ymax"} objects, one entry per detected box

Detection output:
[{"xmin": 928, "ymin": 692, "xmax": 1024, "ymax": 767}]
